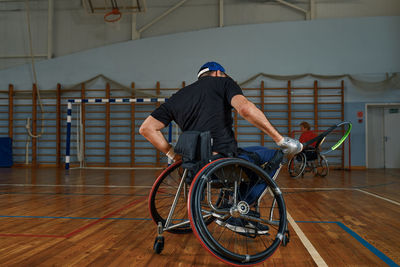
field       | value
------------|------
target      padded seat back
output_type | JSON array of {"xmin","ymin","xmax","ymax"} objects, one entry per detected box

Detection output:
[{"xmin": 175, "ymin": 131, "xmax": 212, "ymax": 182}]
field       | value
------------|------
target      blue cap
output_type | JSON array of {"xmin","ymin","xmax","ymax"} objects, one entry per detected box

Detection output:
[{"xmin": 198, "ymin": 62, "xmax": 225, "ymax": 78}]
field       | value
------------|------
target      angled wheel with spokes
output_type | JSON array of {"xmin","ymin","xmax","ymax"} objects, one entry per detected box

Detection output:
[
  {"xmin": 288, "ymin": 153, "xmax": 306, "ymax": 178},
  {"xmin": 315, "ymin": 155, "xmax": 329, "ymax": 177},
  {"xmin": 149, "ymin": 161, "xmax": 192, "ymax": 234},
  {"xmin": 188, "ymin": 158, "xmax": 287, "ymax": 266}
]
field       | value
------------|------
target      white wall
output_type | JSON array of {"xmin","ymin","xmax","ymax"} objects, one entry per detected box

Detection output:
[
  {"xmin": 1, "ymin": 0, "xmax": 400, "ymax": 70},
  {"xmin": 0, "ymin": 16, "xmax": 399, "ymax": 91},
  {"xmin": 0, "ymin": 15, "xmax": 399, "ymax": 167}
]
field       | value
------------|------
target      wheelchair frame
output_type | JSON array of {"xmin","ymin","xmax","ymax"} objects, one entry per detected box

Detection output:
[
  {"xmin": 149, "ymin": 156, "xmax": 290, "ymax": 266},
  {"xmin": 288, "ymin": 143, "xmax": 329, "ymax": 179}
]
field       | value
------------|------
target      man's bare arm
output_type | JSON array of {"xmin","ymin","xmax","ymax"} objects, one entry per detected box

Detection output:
[
  {"xmin": 231, "ymin": 94, "xmax": 303, "ymax": 154},
  {"xmin": 231, "ymin": 94, "xmax": 283, "ymax": 144},
  {"xmin": 139, "ymin": 116, "xmax": 179, "ymax": 160},
  {"xmin": 139, "ymin": 116, "xmax": 170, "ymax": 153}
]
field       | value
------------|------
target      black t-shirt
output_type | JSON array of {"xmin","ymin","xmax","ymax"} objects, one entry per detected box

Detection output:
[{"xmin": 151, "ymin": 76, "xmax": 243, "ymax": 156}]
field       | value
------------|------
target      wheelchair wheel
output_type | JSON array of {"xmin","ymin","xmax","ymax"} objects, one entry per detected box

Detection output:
[
  {"xmin": 288, "ymin": 153, "xmax": 306, "ymax": 178},
  {"xmin": 149, "ymin": 161, "xmax": 192, "ymax": 234},
  {"xmin": 188, "ymin": 158, "xmax": 287, "ymax": 266},
  {"xmin": 315, "ymin": 155, "xmax": 329, "ymax": 177}
]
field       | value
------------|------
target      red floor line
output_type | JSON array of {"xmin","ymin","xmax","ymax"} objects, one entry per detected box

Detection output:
[
  {"xmin": 0, "ymin": 233, "xmax": 65, "ymax": 238},
  {"xmin": 64, "ymin": 196, "xmax": 148, "ymax": 238},
  {"xmin": 0, "ymin": 196, "xmax": 148, "ymax": 239}
]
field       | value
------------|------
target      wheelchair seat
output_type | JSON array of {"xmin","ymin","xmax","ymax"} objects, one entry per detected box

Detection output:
[
  {"xmin": 174, "ymin": 131, "xmax": 214, "ymax": 183},
  {"xmin": 174, "ymin": 131, "xmax": 283, "ymax": 183},
  {"xmin": 303, "ymin": 146, "xmax": 318, "ymax": 161},
  {"xmin": 288, "ymin": 142, "xmax": 329, "ymax": 178}
]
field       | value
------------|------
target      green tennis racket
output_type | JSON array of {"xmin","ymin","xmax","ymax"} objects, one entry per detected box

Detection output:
[{"xmin": 303, "ymin": 121, "xmax": 352, "ymax": 155}]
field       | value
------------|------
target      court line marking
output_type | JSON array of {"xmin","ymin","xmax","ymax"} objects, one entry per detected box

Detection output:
[
  {"xmin": 286, "ymin": 211, "xmax": 328, "ymax": 267},
  {"xmin": 0, "ymin": 192, "xmax": 147, "ymax": 197},
  {"xmin": 69, "ymin": 167, "xmax": 165, "ymax": 170},
  {"xmin": 0, "ymin": 215, "xmax": 152, "ymax": 220},
  {"xmin": 1, "ymin": 213, "xmax": 398, "ymax": 266},
  {"xmin": 298, "ymin": 221, "xmax": 400, "ymax": 267},
  {"xmin": 1, "ymin": 185, "xmax": 357, "ymax": 189},
  {"xmin": 0, "ymin": 196, "xmax": 148, "ymax": 238},
  {"xmin": 355, "ymin": 189, "xmax": 400, "ymax": 206},
  {"xmin": 0, "ymin": 184, "xmax": 152, "ymax": 188},
  {"xmin": 335, "ymin": 222, "xmax": 399, "ymax": 267},
  {"xmin": 2, "ymin": 185, "xmax": 398, "ymax": 206},
  {"xmin": 282, "ymin": 188, "xmax": 354, "ymax": 190},
  {"xmin": 64, "ymin": 195, "xmax": 148, "ymax": 238},
  {"xmin": 0, "ymin": 233, "xmax": 65, "ymax": 238},
  {"xmin": 283, "ymin": 188, "xmax": 400, "ymax": 206}
]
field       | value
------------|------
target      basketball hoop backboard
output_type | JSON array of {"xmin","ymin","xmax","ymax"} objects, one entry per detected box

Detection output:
[{"xmin": 83, "ymin": 0, "xmax": 146, "ymax": 15}]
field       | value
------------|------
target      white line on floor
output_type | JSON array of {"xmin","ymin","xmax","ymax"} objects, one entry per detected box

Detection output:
[
  {"xmin": 356, "ymin": 189, "xmax": 400, "ymax": 206},
  {"xmin": 2, "ymin": 185, "xmax": 398, "ymax": 208},
  {"xmin": 281, "ymin": 188, "xmax": 354, "ymax": 190},
  {"xmin": 286, "ymin": 211, "xmax": 328, "ymax": 267}
]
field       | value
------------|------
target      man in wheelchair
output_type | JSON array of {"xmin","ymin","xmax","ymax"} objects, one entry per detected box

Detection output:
[{"xmin": 140, "ymin": 62, "xmax": 302, "ymax": 236}]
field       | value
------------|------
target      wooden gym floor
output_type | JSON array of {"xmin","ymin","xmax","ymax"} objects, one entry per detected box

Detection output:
[{"xmin": 0, "ymin": 167, "xmax": 399, "ymax": 266}]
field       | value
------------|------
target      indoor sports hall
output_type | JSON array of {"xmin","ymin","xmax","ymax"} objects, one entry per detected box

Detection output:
[{"xmin": 0, "ymin": 0, "xmax": 399, "ymax": 266}]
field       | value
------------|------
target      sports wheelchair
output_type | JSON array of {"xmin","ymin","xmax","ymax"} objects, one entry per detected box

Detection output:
[
  {"xmin": 288, "ymin": 139, "xmax": 329, "ymax": 178},
  {"xmin": 149, "ymin": 131, "xmax": 290, "ymax": 266}
]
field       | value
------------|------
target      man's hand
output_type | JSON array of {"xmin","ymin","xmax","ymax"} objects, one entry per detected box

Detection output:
[
  {"xmin": 277, "ymin": 137, "xmax": 303, "ymax": 156},
  {"xmin": 166, "ymin": 146, "xmax": 182, "ymax": 162},
  {"xmin": 173, "ymin": 154, "xmax": 182, "ymax": 162}
]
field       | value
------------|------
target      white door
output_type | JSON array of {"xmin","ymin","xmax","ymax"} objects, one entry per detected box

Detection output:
[
  {"xmin": 384, "ymin": 107, "xmax": 400, "ymax": 168},
  {"xmin": 367, "ymin": 107, "xmax": 384, "ymax": 168}
]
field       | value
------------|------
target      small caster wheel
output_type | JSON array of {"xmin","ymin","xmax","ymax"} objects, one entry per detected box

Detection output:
[
  {"xmin": 153, "ymin": 236, "xmax": 164, "ymax": 254},
  {"xmin": 282, "ymin": 230, "xmax": 290, "ymax": 247}
]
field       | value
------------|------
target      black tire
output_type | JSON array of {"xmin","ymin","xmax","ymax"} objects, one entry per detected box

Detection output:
[
  {"xmin": 153, "ymin": 236, "xmax": 164, "ymax": 254},
  {"xmin": 149, "ymin": 161, "xmax": 192, "ymax": 234},
  {"xmin": 288, "ymin": 153, "xmax": 306, "ymax": 178},
  {"xmin": 189, "ymin": 158, "xmax": 287, "ymax": 266},
  {"xmin": 316, "ymin": 155, "xmax": 329, "ymax": 177}
]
